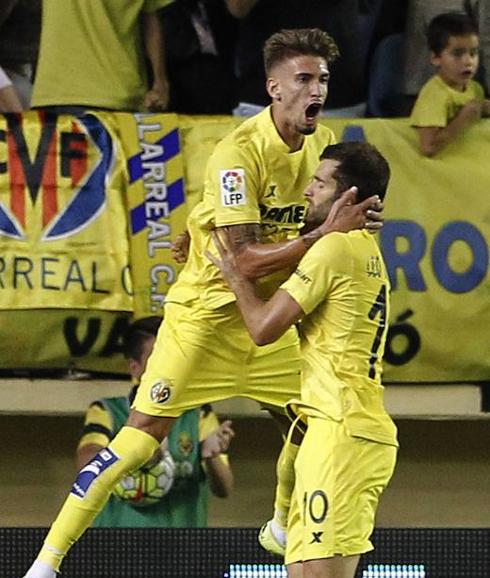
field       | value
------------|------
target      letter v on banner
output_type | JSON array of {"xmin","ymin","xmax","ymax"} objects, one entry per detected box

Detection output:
[{"xmin": 118, "ymin": 113, "xmax": 187, "ymax": 318}]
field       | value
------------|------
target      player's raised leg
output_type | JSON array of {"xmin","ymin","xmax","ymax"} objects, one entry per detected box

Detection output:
[{"xmin": 23, "ymin": 413, "xmax": 174, "ymax": 578}]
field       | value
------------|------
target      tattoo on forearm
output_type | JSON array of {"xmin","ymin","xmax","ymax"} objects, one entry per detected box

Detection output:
[
  {"xmin": 220, "ymin": 224, "xmax": 261, "ymax": 252},
  {"xmin": 301, "ymin": 228, "xmax": 322, "ymax": 249}
]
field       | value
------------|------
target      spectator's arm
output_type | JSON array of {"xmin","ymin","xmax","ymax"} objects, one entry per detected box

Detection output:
[
  {"xmin": 0, "ymin": 66, "xmax": 23, "ymax": 112},
  {"xmin": 143, "ymin": 11, "xmax": 169, "ymax": 111},
  {"xmin": 76, "ymin": 443, "xmax": 105, "ymax": 470},
  {"xmin": 224, "ymin": 0, "xmax": 259, "ymax": 18},
  {"xmin": 482, "ymin": 99, "xmax": 490, "ymax": 117},
  {"xmin": 417, "ymin": 99, "xmax": 483, "ymax": 156},
  {"xmin": 0, "ymin": 85, "xmax": 23, "ymax": 112},
  {"xmin": 201, "ymin": 420, "xmax": 235, "ymax": 498},
  {"xmin": 76, "ymin": 402, "xmax": 113, "ymax": 470}
]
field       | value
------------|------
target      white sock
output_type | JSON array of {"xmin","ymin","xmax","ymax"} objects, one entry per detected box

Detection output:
[{"xmin": 23, "ymin": 560, "xmax": 57, "ymax": 578}]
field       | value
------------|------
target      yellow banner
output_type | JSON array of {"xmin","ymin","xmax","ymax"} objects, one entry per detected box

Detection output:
[
  {"xmin": 0, "ymin": 111, "xmax": 132, "ymax": 311},
  {"xmin": 118, "ymin": 113, "xmax": 186, "ymax": 319},
  {"xmin": 0, "ymin": 309, "xmax": 130, "ymax": 373},
  {"xmin": 325, "ymin": 119, "xmax": 489, "ymax": 382},
  {"xmin": 0, "ymin": 113, "xmax": 487, "ymax": 382}
]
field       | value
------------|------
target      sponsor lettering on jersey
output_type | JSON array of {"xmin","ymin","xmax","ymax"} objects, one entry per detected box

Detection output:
[
  {"xmin": 71, "ymin": 448, "xmax": 119, "ymax": 499},
  {"xmin": 220, "ymin": 169, "xmax": 246, "ymax": 207},
  {"xmin": 259, "ymin": 203, "xmax": 306, "ymax": 225},
  {"xmin": 293, "ymin": 267, "xmax": 312, "ymax": 285}
]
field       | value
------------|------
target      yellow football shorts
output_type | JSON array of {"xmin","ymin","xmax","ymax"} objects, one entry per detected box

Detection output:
[
  {"xmin": 133, "ymin": 300, "xmax": 301, "ymax": 417},
  {"xmin": 286, "ymin": 417, "xmax": 397, "ymax": 565}
]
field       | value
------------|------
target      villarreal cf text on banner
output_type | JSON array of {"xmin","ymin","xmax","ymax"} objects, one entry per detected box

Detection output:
[
  {"xmin": 0, "ymin": 111, "xmax": 186, "ymax": 372},
  {"xmin": 0, "ymin": 112, "xmax": 133, "ymax": 372},
  {"xmin": 118, "ymin": 112, "xmax": 186, "ymax": 319},
  {"xmin": 0, "ymin": 111, "xmax": 132, "ymax": 311}
]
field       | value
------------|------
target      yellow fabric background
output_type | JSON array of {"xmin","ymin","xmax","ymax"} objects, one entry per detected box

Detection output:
[{"xmin": 0, "ymin": 113, "xmax": 487, "ymax": 382}]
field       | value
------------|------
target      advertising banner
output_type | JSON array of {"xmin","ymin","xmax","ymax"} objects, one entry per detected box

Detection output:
[
  {"xmin": 118, "ymin": 113, "xmax": 186, "ymax": 319},
  {"xmin": 0, "ymin": 111, "xmax": 132, "ymax": 311},
  {"xmin": 0, "ymin": 113, "xmax": 488, "ymax": 382}
]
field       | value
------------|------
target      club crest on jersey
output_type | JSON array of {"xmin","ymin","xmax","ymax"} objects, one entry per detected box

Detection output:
[
  {"xmin": 71, "ymin": 448, "xmax": 119, "ymax": 499},
  {"xmin": 177, "ymin": 431, "xmax": 194, "ymax": 457},
  {"xmin": 0, "ymin": 113, "xmax": 114, "ymax": 242},
  {"xmin": 366, "ymin": 255, "xmax": 382, "ymax": 278},
  {"xmin": 150, "ymin": 380, "xmax": 172, "ymax": 404},
  {"xmin": 220, "ymin": 169, "xmax": 246, "ymax": 207}
]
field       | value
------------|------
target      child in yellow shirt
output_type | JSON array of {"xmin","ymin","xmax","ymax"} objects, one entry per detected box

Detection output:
[{"xmin": 410, "ymin": 12, "xmax": 490, "ymax": 156}]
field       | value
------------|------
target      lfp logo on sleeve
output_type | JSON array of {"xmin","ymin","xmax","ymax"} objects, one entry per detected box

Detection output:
[{"xmin": 220, "ymin": 169, "xmax": 247, "ymax": 207}]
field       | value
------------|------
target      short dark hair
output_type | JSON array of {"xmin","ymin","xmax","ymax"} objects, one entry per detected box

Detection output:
[
  {"xmin": 427, "ymin": 12, "xmax": 479, "ymax": 55},
  {"xmin": 263, "ymin": 28, "xmax": 339, "ymax": 74},
  {"xmin": 123, "ymin": 316, "xmax": 161, "ymax": 361},
  {"xmin": 319, "ymin": 142, "xmax": 390, "ymax": 202}
]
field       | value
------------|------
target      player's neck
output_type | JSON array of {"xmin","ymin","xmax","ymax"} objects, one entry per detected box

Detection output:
[{"xmin": 271, "ymin": 108, "xmax": 305, "ymax": 152}]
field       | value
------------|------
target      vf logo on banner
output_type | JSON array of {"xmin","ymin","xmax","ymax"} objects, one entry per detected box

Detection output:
[
  {"xmin": 0, "ymin": 112, "xmax": 132, "ymax": 311},
  {"xmin": 0, "ymin": 113, "xmax": 112, "ymax": 241}
]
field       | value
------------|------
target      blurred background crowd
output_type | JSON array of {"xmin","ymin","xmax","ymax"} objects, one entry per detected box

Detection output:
[{"xmin": 1, "ymin": 0, "xmax": 488, "ymax": 118}]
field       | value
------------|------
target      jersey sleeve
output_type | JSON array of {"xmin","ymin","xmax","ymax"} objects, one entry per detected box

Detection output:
[
  {"xmin": 410, "ymin": 80, "xmax": 450, "ymax": 127},
  {"xmin": 207, "ymin": 141, "xmax": 262, "ymax": 228},
  {"xmin": 280, "ymin": 233, "xmax": 352, "ymax": 315},
  {"xmin": 473, "ymin": 80, "xmax": 485, "ymax": 100},
  {"xmin": 77, "ymin": 402, "xmax": 113, "ymax": 450}
]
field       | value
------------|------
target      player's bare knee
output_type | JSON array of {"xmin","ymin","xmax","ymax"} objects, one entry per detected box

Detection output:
[{"xmin": 126, "ymin": 408, "xmax": 174, "ymax": 443}]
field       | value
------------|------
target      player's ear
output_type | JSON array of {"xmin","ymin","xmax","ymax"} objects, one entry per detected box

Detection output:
[{"xmin": 266, "ymin": 77, "xmax": 281, "ymax": 101}]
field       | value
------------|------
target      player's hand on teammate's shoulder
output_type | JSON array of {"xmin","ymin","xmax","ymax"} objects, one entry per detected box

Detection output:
[
  {"xmin": 319, "ymin": 187, "xmax": 384, "ymax": 236},
  {"xmin": 171, "ymin": 230, "xmax": 191, "ymax": 263},
  {"xmin": 201, "ymin": 420, "xmax": 235, "ymax": 459}
]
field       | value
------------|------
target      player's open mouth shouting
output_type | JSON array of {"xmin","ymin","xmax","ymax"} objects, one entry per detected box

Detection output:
[{"xmin": 304, "ymin": 101, "xmax": 323, "ymax": 125}]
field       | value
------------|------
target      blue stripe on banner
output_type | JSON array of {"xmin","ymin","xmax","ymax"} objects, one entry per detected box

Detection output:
[
  {"xmin": 130, "ymin": 178, "xmax": 185, "ymax": 235},
  {"xmin": 128, "ymin": 128, "xmax": 180, "ymax": 183}
]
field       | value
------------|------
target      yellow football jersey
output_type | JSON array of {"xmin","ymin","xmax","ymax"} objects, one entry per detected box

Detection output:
[
  {"xmin": 281, "ymin": 230, "xmax": 398, "ymax": 447},
  {"xmin": 168, "ymin": 107, "xmax": 336, "ymax": 309},
  {"xmin": 410, "ymin": 75, "xmax": 485, "ymax": 128}
]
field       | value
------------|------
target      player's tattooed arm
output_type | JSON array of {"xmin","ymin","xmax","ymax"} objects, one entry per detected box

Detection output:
[
  {"xmin": 219, "ymin": 223, "xmax": 261, "ymax": 251},
  {"xmin": 219, "ymin": 189, "xmax": 383, "ymax": 280},
  {"xmin": 218, "ymin": 222, "xmax": 298, "ymax": 280}
]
